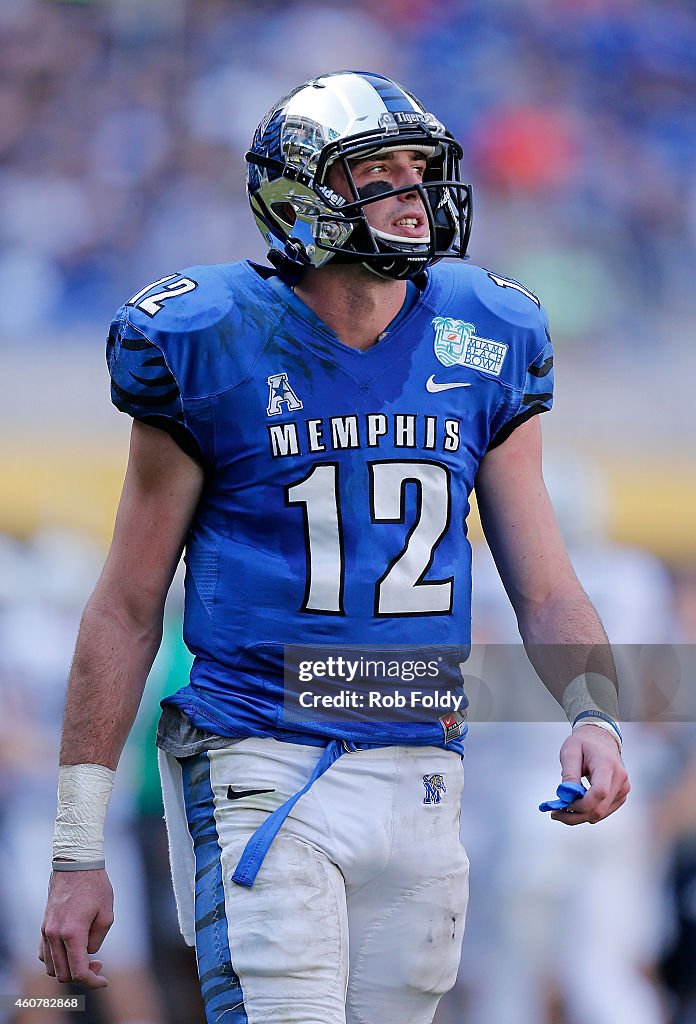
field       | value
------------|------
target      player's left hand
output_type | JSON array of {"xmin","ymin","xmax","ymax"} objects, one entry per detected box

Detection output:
[{"xmin": 551, "ymin": 725, "xmax": 630, "ymax": 825}]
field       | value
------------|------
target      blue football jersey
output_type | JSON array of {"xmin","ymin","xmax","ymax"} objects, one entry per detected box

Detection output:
[{"xmin": 107, "ymin": 260, "xmax": 553, "ymax": 749}]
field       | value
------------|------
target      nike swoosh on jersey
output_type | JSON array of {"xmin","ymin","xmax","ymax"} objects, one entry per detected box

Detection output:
[
  {"xmin": 227, "ymin": 786, "xmax": 276, "ymax": 800},
  {"xmin": 426, "ymin": 375, "xmax": 472, "ymax": 392}
]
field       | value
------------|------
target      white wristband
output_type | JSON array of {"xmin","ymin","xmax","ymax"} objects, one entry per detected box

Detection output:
[
  {"xmin": 52, "ymin": 763, "xmax": 115, "ymax": 863},
  {"xmin": 572, "ymin": 717, "xmax": 623, "ymax": 754},
  {"xmin": 52, "ymin": 859, "xmax": 105, "ymax": 871}
]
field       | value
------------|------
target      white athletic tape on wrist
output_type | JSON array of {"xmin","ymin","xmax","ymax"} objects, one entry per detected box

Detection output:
[
  {"xmin": 52, "ymin": 763, "xmax": 115, "ymax": 863},
  {"xmin": 572, "ymin": 716, "xmax": 623, "ymax": 753},
  {"xmin": 562, "ymin": 672, "xmax": 622, "ymax": 753},
  {"xmin": 562, "ymin": 672, "xmax": 619, "ymax": 726}
]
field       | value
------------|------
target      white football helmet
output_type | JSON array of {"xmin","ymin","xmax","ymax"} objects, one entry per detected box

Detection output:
[{"xmin": 246, "ymin": 70, "xmax": 472, "ymax": 280}]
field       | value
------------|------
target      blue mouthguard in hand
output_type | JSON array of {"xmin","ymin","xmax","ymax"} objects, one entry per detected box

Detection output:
[{"xmin": 539, "ymin": 781, "xmax": 587, "ymax": 812}]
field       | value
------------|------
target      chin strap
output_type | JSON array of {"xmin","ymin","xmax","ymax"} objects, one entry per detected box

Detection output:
[
  {"xmin": 267, "ymin": 225, "xmax": 430, "ymax": 283},
  {"xmin": 267, "ymin": 247, "xmax": 305, "ymax": 279}
]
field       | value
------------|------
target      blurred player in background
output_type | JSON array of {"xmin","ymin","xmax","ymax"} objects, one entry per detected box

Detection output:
[
  {"xmin": 0, "ymin": 532, "xmax": 163, "ymax": 1024},
  {"xmin": 436, "ymin": 460, "xmax": 680, "ymax": 1024},
  {"xmin": 39, "ymin": 71, "xmax": 627, "ymax": 1024}
]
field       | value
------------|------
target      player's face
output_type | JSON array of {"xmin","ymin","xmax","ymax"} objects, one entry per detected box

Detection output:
[{"xmin": 328, "ymin": 150, "xmax": 430, "ymax": 239}]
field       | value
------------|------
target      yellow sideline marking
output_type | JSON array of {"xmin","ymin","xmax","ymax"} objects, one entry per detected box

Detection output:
[
  {"xmin": 1, "ymin": 445, "xmax": 695, "ymax": 561},
  {"xmin": 0, "ymin": 444, "xmax": 127, "ymax": 548}
]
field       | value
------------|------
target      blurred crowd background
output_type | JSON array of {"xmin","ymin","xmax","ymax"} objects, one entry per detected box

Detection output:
[{"xmin": 1, "ymin": 0, "xmax": 695, "ymax": 1022}]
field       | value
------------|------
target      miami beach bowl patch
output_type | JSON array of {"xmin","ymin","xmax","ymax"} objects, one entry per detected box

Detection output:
[{"xmin": 432, "ymin": 317, "xmax": 508, "ymax": 376}]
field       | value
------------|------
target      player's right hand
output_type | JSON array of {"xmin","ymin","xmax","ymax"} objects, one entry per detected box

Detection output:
[{"xmin": 39, "ymin": 869, "xmax": 114, "ymax": 988}]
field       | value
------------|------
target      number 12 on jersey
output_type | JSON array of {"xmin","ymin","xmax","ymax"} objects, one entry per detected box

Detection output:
[{"xmin": 286, "ymin": 460, "xmax": 453, "ymax": 617}]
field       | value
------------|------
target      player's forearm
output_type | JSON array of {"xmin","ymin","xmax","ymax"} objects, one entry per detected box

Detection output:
[
  {"xmin": 59, "ymin": 592, "xmax": 164, "ymax": 769},
  {"xmin": 516, "ymin": 584, "xmax": 618, "ymax": 706}
]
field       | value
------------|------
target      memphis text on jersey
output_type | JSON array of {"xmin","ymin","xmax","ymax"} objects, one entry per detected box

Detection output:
[{"xmin": 268, "ymin": 411, "xmax": 461, "ymax": 459}]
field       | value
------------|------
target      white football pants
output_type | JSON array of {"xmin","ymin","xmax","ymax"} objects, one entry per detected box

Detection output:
[{"xmin": 159, "ymin": 738, "xmax": 469, "ymax": 1024}]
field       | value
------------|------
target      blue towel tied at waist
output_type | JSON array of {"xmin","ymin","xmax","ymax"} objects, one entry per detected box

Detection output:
[
  {"xmin": 232, "ymin": 738, "xmax": 464, "ymax": 886},
  {"xmin": 232, "ymin": 739, "xmax": 350, "ymax": 887}
]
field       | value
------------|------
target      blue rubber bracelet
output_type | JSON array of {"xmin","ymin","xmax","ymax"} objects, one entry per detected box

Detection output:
[{"xmin": 572, "ymin": 710, "xmax": 622, "ymax": 743}]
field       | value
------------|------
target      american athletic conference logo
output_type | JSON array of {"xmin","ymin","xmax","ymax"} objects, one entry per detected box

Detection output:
[
  {"xmin": 423, "ymin": 774, "xmax": 447, "ymax": 805},
  {"xmin": 267, "ymin": 372, "xmax": 303, "ymax": 417}
]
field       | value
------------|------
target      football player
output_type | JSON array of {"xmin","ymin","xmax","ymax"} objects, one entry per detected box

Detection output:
[{"xmin": 40, "ymin": 71, "xmax": 629, "ymax": 1024}]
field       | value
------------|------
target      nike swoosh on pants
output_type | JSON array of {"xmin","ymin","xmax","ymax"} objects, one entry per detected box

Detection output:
[{"xmin": 227, "ymin": 786, "xmax": 276, "ymax": 800}]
